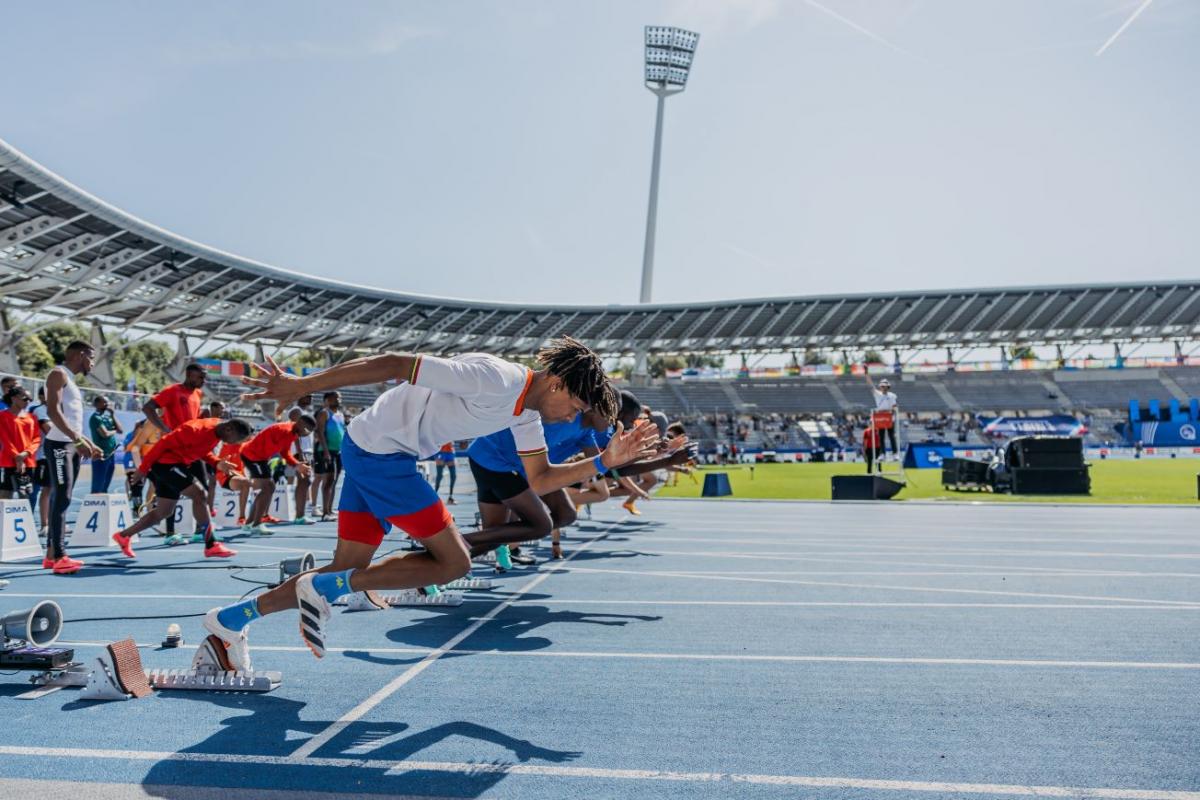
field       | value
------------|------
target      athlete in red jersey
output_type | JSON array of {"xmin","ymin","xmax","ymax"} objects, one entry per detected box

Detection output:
[
  {"xmin": 112, "ymin": 418, "xmax": 252, "ymax": 559},
  {"xmin": 240, "ymin": 416, "xmax": 315, "ymax": 534}
]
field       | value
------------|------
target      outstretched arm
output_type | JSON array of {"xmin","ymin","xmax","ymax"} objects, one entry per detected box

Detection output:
[
  {"xmin": 242, "ymin": 353, "xmax": 417, "ymax": 411},
  {"xmin": 522, "ymin": 422, "xmax": 659, "ymax": 496}
]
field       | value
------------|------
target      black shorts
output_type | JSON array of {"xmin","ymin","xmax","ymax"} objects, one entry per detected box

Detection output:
[
  {"xmin": 0, "ymin": 466, "xmax": 31, "ymax": 494},
  {"xmin": 468, "ymin": 457, "xmax": 529, "ymax": 504},
  {"xmin": 148, "ymin": 461, "xmax": 208, "ymax": 500},
  {"xmin": 313, "ymin": 450, "xmax": 342, "ymax": 475},
  {"xmin": 244, "ymin": 458, "xmax": 274, "ymax": 480},
  {"xmin": 35, "ymin": 459, "xmax": 50, "ymax": 488}
]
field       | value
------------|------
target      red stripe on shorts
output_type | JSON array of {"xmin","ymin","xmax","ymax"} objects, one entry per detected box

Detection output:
[
  {"xmin": 387, "ymin": 500, "xmax": 453, "ymax": 540},
  {"xmin": 338, "ymin": 510, "xmax": 388, "ymax": 547}
]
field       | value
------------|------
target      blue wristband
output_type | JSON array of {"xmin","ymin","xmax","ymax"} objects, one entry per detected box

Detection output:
[{"xmin": 592, "ymin": 455, "xmax": 606, "ymax": 474}]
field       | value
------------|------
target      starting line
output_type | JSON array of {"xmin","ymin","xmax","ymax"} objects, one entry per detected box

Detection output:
[{"xmin": 0, "ymin": 746, "xmax": 1193, "ymax": 800}]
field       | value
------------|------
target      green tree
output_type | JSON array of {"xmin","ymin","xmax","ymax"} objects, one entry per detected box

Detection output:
[
  {"xmin": 684, "ymin": 354, "xmax": 723, "ymax": 369},
  {"xmin": 112, "ymin": 340, "xmax": 175, "ymax": 394},
  {"xmin": 16, "ymin": 334, "xmax": 54, "ymax": 376},
  {"xmin": 35, "ymin": 322, "xmax": 89, "ymax": 363},
  {"xmin": 208, "ymin": 347, "xmax": 252, "ymax": 362},
  {"xmin": 286, "ymin": 347, "xmax": 329, "ymax": 372},
  {"xmin": 863, "ymin": 349, "xmax": 884, "ymax": 364}
]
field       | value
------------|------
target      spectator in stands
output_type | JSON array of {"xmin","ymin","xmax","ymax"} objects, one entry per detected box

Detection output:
[
  {"xmin": 865, "ymin": 369, "xmax": 900, "ymax": 459},
  {"xmin": 0, "ymin": 385, "xmax": 39, "ymax": 500},
  {"xmin": 87, "ymin": 395, "xmax": 122, "ymax": 494}
]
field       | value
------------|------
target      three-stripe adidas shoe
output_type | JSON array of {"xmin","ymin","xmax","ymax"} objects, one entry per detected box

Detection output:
[
  {"xmin": 295, "ymin": 573, "xmax": 332, "ymax": 658},
  {"xmin": 202, "ymin": 608, "xmax": 253, "ymax": 673}
]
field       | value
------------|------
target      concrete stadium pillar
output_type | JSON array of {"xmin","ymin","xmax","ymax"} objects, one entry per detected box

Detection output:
[
  {"xmin": 88, "ymin": 322, "xmax": 118, "ymax": 389},
  {"xmin": 0, "ymin": 311, "xmax": 20, "ymax": 375}
]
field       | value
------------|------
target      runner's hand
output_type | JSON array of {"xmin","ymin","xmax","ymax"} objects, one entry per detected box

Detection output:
[
  {"xmin": 600, "ymin": 420, "xmax": 659, "ymax": 468},
  {"xmin": 241, "ymin": 355, "xmax": 304, "ymax": 414}
]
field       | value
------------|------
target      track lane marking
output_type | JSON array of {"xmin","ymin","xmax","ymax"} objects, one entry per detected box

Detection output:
[
  {"xmin": 288, "ymin": 524, "xmax": 618, "ymax": 759},
  {"xmin": 0, "ymin": 746, "xmax": 1195, "ymax": 798},
  {"xmin": 561, "ymin": 566, "xmax": 1200, "ymax": 606}
]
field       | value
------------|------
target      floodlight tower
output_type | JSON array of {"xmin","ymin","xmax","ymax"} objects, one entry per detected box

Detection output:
[{"xmin": 640, "ymin": 26, "xmax": 699, "ymax": 304}]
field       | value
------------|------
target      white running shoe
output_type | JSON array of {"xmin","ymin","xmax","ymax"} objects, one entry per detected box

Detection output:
[
  {"xmin": 343, "ymin": 590, "xmax": 389, "ymax": 611},
  {"xmin": 202, "ymin": 608, "xmax": 253, "ymax": 673},
  {"xmin": 295, "ymin": 573, "xmax": 332, "ymax": 659}
]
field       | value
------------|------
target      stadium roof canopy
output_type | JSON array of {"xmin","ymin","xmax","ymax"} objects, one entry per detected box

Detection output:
[{"xmin": 2, "ymin": 136, "xmax": 1199, "ymax": 358}]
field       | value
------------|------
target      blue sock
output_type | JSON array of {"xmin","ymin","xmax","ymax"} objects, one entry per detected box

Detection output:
[
  {"xmin": 312, "ymin": 569, "xmax": 355, "ymax": 602},
  {"xmin": 216, "ymin": 598, "xmax": 260, "ymax": 632}
]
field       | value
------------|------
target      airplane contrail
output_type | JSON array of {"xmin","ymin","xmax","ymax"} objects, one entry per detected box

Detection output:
[
  {"xmin": 1095, "ymin": 0, "xmax": 1154, "ymax": 56},
  {"xmin": 803, "ymin": 0, "xmax": 916, "ymax": 59}
]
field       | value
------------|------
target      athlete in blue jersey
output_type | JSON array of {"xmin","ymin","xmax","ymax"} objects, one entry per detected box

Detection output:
[{"xmin": 465, "ymin": 409, "xmax": 610, "ymax": 568}]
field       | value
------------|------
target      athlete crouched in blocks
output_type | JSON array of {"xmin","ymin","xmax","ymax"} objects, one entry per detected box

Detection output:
[
  {"xmin": 201, "ymin": 338, "xmax": 657, "ymax": 670},
  {"xmin": 112, "ymin": 418, "xmax": 253, "ymax": 558},
  {"xmin": 239, "ymin": 415, "xmax": 316, "ymax": 535}
]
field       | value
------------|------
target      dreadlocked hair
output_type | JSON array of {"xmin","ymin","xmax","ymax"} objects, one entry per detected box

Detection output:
[{"xmin": 537, "ymin": 336, "xmax": 619, "ymax": 423}]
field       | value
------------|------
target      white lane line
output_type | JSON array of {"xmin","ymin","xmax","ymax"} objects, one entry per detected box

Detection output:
[
  {"xmin": 626, "ymin": 533, "xmax": 1200, "ymax": 547},
  {"xmin": 288, "ymin": 524, "xmax": 618, "ymax": 760},
  {"xmin": 0, "ymin": 746, "xmax": 1195, "ymax": 799},
  {"xmin": 630, "ymin": 546, "xmax": 1200, "ymax": 561},
  {"xmin": 562, "ymin": 566, "xmax": 1200, "ymax": 606},
  {"xmin": 555, "ymin": 567, "xmax": 1200, "ymax": 577},
  {"xmin": 56, "ymin": 641, "xmax": 1200, "ymax": 669},
  {"xmin": 2, "ymin": 592, "xmax": 243, "ymax": 600}
]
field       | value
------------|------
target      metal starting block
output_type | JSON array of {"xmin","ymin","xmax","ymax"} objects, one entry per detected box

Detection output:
[
  {"xmin": 472, "ymin": 551, "xmax": 497, "ymax": 565},
  {"xmin": 23, "ymin": 635, "xmax": 281, "ymax": 699},
  {"xmin": 337, "ymin": 590, "xmax": 463, "ymax": 610},
  {"xmin": 444, "ymin": 577, "xmax": 493, "ymax": 591}
]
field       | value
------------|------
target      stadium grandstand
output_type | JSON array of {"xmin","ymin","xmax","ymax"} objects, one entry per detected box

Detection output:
[{"xmin": 2, "ymin": 134, "xmax": 1198, "ymax": 451}]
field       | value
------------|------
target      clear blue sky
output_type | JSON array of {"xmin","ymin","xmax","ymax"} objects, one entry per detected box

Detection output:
[{"xmin": 5, "ymin": 1, "xmax": 1198, "ymax": 306}]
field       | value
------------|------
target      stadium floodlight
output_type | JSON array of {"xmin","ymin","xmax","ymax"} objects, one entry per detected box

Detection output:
[{"xmin": 639, "ymin": 26, "xmax": 699, "ymax": 305}]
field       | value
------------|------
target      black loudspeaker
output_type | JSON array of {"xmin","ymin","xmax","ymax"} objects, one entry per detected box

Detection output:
[
  {"xmin": 831, "ymin": 475, "xmax": 905, "ymax": 500},
  {"xmin": 1006, "ymin": 437, "xmax": 1084, "ymax": 469},
  {"xmin": 1010, "ymin": 467, "xmax": 1090, "ymax": 495},
  {"xmin": 942, "ymin": 458, "xmax": 990, "ymax": 489}
]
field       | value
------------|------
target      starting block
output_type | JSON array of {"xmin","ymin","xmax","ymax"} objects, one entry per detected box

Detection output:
[
  {"xmin": 214, "ymin": 488, "xmax": 244, "ymax": 530},
  {"xmin": 158, "ymin": 495, "xmax": 197, "ymax": 539},
  {"xmin": 444, "ymin": 577, "xmax": 493, "ymax": 591},
  {"xmin": 337, "ymin": 590, "xmax": 464, "ymax": 609},
  {"xmin": 472, "ymin": 551, "xmax": 497, "ymax": 564},
  {"xmin": 25, "ymin": 635, "xmax": 281, "ymax": 699},
  {"xmin": 70, "ymin": 494, "xmax": 133, "ymax": 548},
  {"xmin": 0, "ymin": 498, "xmax": 41, "ymax": 561}
]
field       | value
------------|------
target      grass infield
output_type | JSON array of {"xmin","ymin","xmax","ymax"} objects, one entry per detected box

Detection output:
[{"xmin": 655, "ymin": 459, "xmax": 1200, "ymax": 504}]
